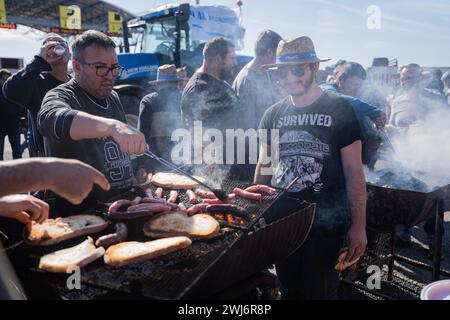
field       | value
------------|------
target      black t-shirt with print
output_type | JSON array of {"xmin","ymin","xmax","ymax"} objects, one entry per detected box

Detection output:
[
  {"xmin": 259, "ymin": 91, "xmax": 362, "ymax": 233},
  {"xmin": 38, "ymin": 79, "xmax": 134, "ymax": 215}
]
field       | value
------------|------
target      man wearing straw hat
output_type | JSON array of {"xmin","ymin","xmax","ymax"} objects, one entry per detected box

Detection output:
[
  {"xmin": 255, "ymin": 37, "xmax": 367, "ymax": 299},
  {"xmin": 136, "ymin": 65, "xmax": 184, "ymax": 181}
]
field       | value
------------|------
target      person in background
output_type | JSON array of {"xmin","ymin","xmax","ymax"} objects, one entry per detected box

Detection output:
[
  {"xmin": 37, "ymin": 30, "xmax": 145, "ymax": 215},
  {"xmin": 136, "ymin": 65, "xmax": 183, "ymax": 183},
  {"xmin": 3, "ymin": 34, "xmax": 72, "ymax": 157},
  {"xmin": 181, "ymin": 37, "xmax": 243, "ymax": 176},
  {"xmin": 233, "ymin": 30, "xmax": 283, "ymax": 130},
  {"xmin": 320, "ymin": 62, "xmax": 386, "ymax": 166},
  {"xmin": 330, "ymin": 62, "xmax": 387, "ymax": 127},
  {"xmin": 232, "ymin": 30, "xmax": 283, "ymax": 181},
  {"xmin": 422, "ymin": 69, "xmax": 445, "ymax": 98},
  {"xmin": 177, "ymin": 66, "xmax": 189, "ymax": 92},
  {"xmin": 255, "ymin": 37, "xmax": 367, "ymax": 299},
  {"xmin": 390, "ymin": 64, "xmax": 446, "ymax": 129},
  {"xmin": 181, "ymin": 37, "xmax": 240, "ymax": 132},
  {"xmin": 0, "ymin": 70, "xmax": 22, "ymax": 160}
]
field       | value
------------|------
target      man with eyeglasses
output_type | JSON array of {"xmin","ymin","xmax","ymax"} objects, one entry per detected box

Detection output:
[
  {"xmin": 3, "ymin": 33, "xmax": 72, "ymax": 157},
  {"xmin": 38, "ymin": 30, "xmax": 146, "ymax": 215},
  {"xmin": 255, "ymin": 37, "xmax": 367, "ymax": 299}
]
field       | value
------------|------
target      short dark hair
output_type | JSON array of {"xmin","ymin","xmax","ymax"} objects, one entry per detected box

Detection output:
[
  {"xmin": 334, "ymin": 61, "xmax": 367, "ymax": 82},
  {"xmin": 254, "ymin": 30, "xmax": 282, "ymax": 58},
  {"xmin": 0, "ymin": 69, "xmax": 12, "ymax": 78},
  {"xmin": 203, "ymin": 37, "xmax": 234, "ymax": 61},
  {"xmin": 72, "ymin": 30, "xmax": 116, "ymax": 61}
]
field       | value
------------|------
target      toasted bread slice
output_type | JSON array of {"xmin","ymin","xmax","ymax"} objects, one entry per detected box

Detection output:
[
  {"xmin": 334, "ymin": 247, "xmax": 360, "ymax": 273},
  {"xmin": 104, "ymin": 237, "xmax": 192, "ymax": 267},
  {"xmin": 39, "ymin": 237, "xmax": 105, "ymax": 273},
  {"xmin": 151, "ymin": 172, "xmax": 207, "ymax": 189},
  {"xmin": 26, "ymin": 215, "xmax": 108, "ymax": 246},
  {"xmin": 143, "ymin": 212, "xmax": 220, "ymax": 239}
]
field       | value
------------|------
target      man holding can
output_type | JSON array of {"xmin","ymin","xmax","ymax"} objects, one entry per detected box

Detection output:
[{"xmin": 3, "ymin": 34, "xmax": 72, "ymax": 157}]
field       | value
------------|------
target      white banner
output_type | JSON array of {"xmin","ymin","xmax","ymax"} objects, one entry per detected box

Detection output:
[{"xmin": 189, "ymin": 5, "xmax": 245, "ymax": 50}]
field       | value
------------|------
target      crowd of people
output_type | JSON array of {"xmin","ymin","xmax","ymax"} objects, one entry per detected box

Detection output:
[{"xmin": 0, "ymin": 28, "xmax": 449, "ymax": 300}]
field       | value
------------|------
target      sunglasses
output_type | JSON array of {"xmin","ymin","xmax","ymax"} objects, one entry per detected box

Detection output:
[{"xmin": 271, "ymin": 64, "xmax": 311, "ymax": 79}]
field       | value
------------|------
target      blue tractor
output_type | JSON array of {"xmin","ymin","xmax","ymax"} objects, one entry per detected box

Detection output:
[{"xmin": 114, "ymin": 2, "xmax": 252, "ymax": 126}]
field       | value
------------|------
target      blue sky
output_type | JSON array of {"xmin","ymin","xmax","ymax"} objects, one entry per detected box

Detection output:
[{"xmin": 0, "ymin": 0, "xmax": 449, "ymax": 68}]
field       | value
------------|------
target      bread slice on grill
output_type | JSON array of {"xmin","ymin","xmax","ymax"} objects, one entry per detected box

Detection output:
[
  {"xmin": 151, "ymin": 172, "xmax": 207, "ymax": 189},
  {"xmin": 39, "ymin": 237, "xmax": 105, "ymax": 273},
  {"xmin": 104, "ymin": 237, "xmax": 192, "ymax": 267},
  {"xmin": 26, "ymin": 215, "xmax": 108, "ymax": 246},
  {"xmin": 143, "ymin": 212, "xmax": 220, "ymax": 239},
  {"xmin": 334, "ymin": 247, "xmax": 360, "ymax": 272}
]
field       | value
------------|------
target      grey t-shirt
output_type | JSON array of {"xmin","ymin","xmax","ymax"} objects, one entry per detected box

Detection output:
[{"xmin": 38, "ymin": 79, "xmax": 134, "ymax": 214}]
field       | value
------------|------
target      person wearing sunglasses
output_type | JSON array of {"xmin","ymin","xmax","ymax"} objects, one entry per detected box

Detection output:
[
  {"xmin": 255, "ymin": 37, "xmax": 367, "ymax": 300},
  {"xmin": 37, "ymin": 30, "xmax": 146, "ymax": 216},
  {"xmin": 3, "ymin": 34, "xmax": 72, "ymax": 157}
]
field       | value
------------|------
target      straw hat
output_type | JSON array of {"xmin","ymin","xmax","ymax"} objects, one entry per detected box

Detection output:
[
  {"xmin": 149, "ymin": 64, "xmax": 180, "ymax": 84},
  {"xmin": 264, "ymin": 36, "xmax": 331, "ymax": 68}
]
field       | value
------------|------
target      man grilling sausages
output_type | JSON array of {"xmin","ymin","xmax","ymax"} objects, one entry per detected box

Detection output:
[
  {"xmin": 38, "ymin": 30, "xmax": 146, "ymax": 215},
  {"xmin": 255, "ymin": 37, "xmax": 367, "ymax": 299}
]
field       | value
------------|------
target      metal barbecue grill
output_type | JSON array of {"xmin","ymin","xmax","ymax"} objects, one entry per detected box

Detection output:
[
  {"xmin": 366, "ymin": 183, "xmax": 450, "ymax": 233},
  {"xmin": 343, "ymin": 182, "xmax": 450, "ymax": 300},
  {"xmin": 21, "ymin": 179, "xmax": 315, "ymax": 300}
]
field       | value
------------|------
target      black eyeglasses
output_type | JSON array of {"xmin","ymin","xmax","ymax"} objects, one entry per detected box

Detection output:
[
  {"xmin": 272, "ymin": 64, "xmax": 310, "ymax": 79},
  {"xmin": 78, "ymin": 61, "xmax": 124, "ymax": 77}
]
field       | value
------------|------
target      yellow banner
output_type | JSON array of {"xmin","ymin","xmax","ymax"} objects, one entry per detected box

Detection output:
[
  {"xmin": 0, "ymin": 0, "xmax": 7, "ymax": 24},
  {"xmin": 59, "ymin": 5, "xmax": 81, "ymax": 30},
  {"xmin": 108, "ymin": 11, "xmax": 123, "ymax": 34}
]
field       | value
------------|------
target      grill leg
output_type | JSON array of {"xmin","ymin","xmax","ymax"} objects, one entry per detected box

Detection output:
[
  {"xmin": 388, "ymin": 231, "xmax": 396, "ymax": 281},
  {"xmin": 432, "ymin": 201, "xmax": 444, "ymax": 281}
]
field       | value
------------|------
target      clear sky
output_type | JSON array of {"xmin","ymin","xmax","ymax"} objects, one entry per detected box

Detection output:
[{"xmin": 0, "ymin": 0, "xmax": 449, "ymax": 68}]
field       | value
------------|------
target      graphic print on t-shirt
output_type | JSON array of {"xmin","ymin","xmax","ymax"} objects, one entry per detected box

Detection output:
[
  {"xmin": 103, "ymin": 139, "xmax": 132, "ymax": 183},
  {"xmin": 274, "ymin": 130, "xmax": 330, "ymax": 193}
]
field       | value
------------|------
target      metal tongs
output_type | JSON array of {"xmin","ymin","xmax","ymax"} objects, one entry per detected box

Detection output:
[
  {"xmin": 377, "ymin": 127, "xmax": 397, "ymax": 154},
  {"xmin": 141, "ymin": 147, "xmax": 227, "ymax": 201}
]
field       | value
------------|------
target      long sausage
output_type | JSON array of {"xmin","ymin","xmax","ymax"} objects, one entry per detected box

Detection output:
[
  {"xmin": 155, "ymin": 188, "xmax": 164, "ymax": 198},
  {"xmin": 245, "ymin": 185, "xmax": 277, "ymax": 195},
  {"xmin": 186, "ymin": 190, "xmax": 198, "ymax": 204},
  {"xmin": 178, "ymin": 202, "xmax": 187, "ymax": 212},
  {"xmin": 168, "ymin": 191, "xmax": 179, "ymax": 203},
  {"xmin": 141, "ymin": 197, "xmax": 178, "ymax": 209},
  {"xmin": 186, "ymin": 203, "xmax": 209, "ymax": 216},
  {"xmin": 108, "ymin": 200, "xmax": 132, "ymax": 213},
  {"xmin": 95, "ymin": 223, "xmax": 128, "ymax": 248},
  {"xmin": 233, "ymin": 187, "xmax": 262, "ymax": 200},
  {"xmin": 202, "ymin": 198, "xmax": 224, "ymax": 204},
  {"xmin": 195, "ymin": 189, "xmax": 217, "ymax": 199},
  {"xmin": 127, "ymin": 203, "xmax": 172, "ymax": 213}
]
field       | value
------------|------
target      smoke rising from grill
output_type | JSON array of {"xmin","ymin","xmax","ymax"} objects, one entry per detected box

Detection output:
[
  {"xmin": 366, "ymin": 96, "xmax": 450, "ymax": 192},
  {"xmin": 390, "ymin": 104, "xmax": 450, "ymax": 189}
]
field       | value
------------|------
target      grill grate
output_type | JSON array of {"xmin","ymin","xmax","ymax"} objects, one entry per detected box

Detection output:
[{"xmin": 27, "ymin": 179, "xmax": 293, "ymax": 300}]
